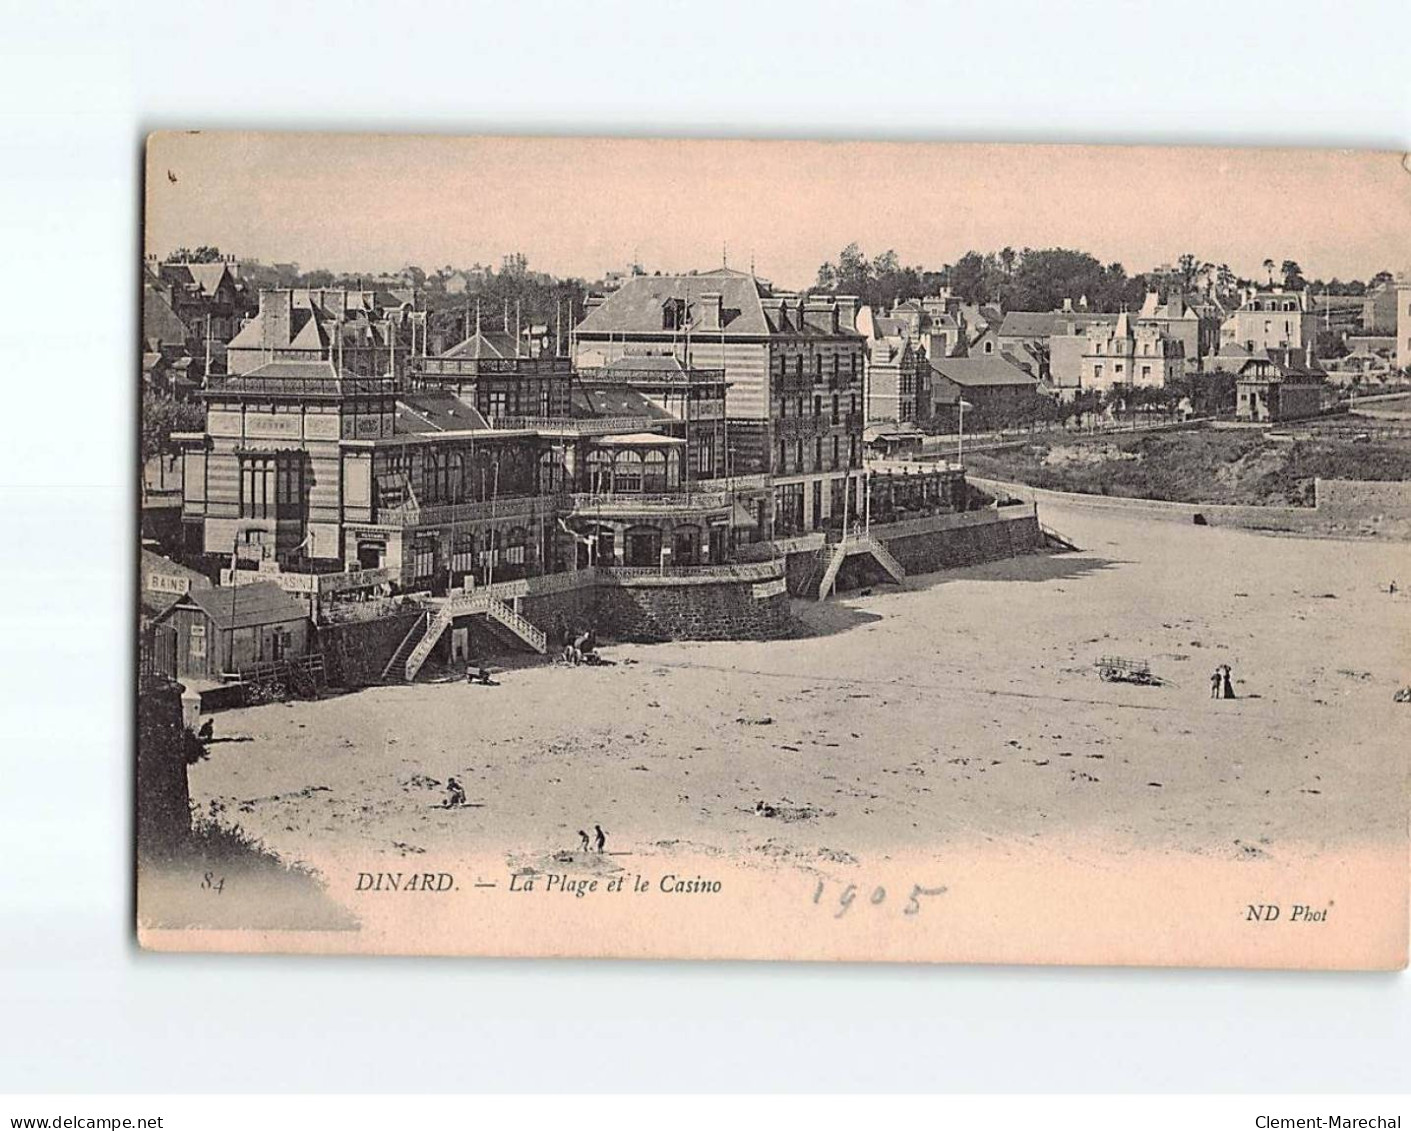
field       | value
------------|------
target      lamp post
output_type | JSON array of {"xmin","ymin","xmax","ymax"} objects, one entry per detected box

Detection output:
[{"xmin": 957, "ymin": 398, "xmax": 973, "ymax": 465}]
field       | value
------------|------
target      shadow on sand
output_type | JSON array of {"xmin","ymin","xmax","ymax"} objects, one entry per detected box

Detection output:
[{"xmin": 905, "ymin": 551, "xmax": 1127, "ymax": 592}]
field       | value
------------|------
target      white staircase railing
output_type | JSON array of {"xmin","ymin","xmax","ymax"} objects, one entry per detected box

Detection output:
[
  {"xmin": 484, "ymin": 597, "xmax": 547, "ymax": 654},
  {"xmin": 816, "ymin": 543, "xmax": 848, "ymax": 600},
  {"xmin": 403, "ymin": 608, "xmax": 451, "ymax": 682},
  {"xmin": 860, "ymin": 535, "xmax": 907, "ymax": 583}
]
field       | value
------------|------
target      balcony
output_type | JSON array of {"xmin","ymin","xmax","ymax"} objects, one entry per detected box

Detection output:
[
  {"xmin": 375, "ymin": 495, "xmax": 546, "ymax": 528},
  {"xmin": 569, "ymin": 490, "xmax": 730, "ymax": 518}
]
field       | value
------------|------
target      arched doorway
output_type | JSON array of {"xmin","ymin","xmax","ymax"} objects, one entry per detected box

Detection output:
[{"xmin": 673, "ymin": 523, "xmax": 702, "ymax": 567}]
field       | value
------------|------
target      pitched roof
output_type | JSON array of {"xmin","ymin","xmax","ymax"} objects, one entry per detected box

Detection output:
[
  {"xmin": 931, "ymin": 354, "xmax": 1039, "ymax": 388},
  {"xmin": 395, "ymin": 392, "xmax": 490, "ymax": 433},
  {"xmin": 162, "ymin": 261, "xmax": 233, "ymax": 297},
  {"xmin": 576, "ymin": 271, "xmax": 774, "ymax": 337},
  {"xmin": 142, "ymin": 283, "xmax": 191, "ymax": 349},
  {"xmin": 998, "ymin": 311, "xmax": 1058, "ymax": 339},
  {"xmin": 181, "ymin": 582, "xmax": 308, "ymax": 631},
  {"xmin": 572, "ymin": 386, "xmax": 674, "ymax": 420},
  {"xmin": 442, "ymin": 329, "xmax": 518, "ymax": 359}
]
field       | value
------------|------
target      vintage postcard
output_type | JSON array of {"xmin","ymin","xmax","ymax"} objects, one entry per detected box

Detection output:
[{"xmin": 137, "ymin": 133, "xmax": 1409, "ymax": 967}]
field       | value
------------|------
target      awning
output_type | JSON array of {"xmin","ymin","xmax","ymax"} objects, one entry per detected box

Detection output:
[
  {"xmin": 731, "ymin": 501, "xmax": 759, "ymax": 527},
  {"xmin": 594, "ymin": 432, "xmax": 687, "ymax": 446}
]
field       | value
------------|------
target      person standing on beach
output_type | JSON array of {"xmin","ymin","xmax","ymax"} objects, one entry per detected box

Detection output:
[
  {"xmin": 1210, "ymin": 669, "xmax": 1222, "ymax": 699},
  {"xmin": 1221, "ymin": 665, "xmax": 1235, "ymax": 699},
  {"xmin": 578, "ymin": 829, "xmax": 591, "ymax": 853},
  {"xmin": 594, "ymin": 824, "xmax": 607, "ymax": 853}
]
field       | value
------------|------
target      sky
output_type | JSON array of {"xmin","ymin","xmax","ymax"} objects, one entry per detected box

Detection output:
[{"xmin": 145, "ymin": 133, "xmax": 1411, "ymax": 291}]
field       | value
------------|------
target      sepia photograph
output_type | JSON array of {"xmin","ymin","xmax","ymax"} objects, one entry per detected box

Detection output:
[{"xmin": 134, "ymin": 132, "xmax": 1409, "ymax": 968}]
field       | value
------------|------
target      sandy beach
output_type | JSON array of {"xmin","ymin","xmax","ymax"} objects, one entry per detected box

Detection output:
[{"xmin": 185, "ymin": 504, "xmax": 1410, "ymax": 888}]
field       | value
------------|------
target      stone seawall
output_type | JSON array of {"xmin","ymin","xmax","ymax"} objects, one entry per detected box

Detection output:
[
  {"xmin": 317, "ymin": 611, "xmax": 423, "ymax": 687},
  {"xmin": 968, "ymin": 475, "xmax": 1411, "ymax": 541},
  {"xmin": 593, "ymin": 576, "xmax": 794, "ymax": 643},
  {"xmin": 875, "ymin": 511, "xmax": 1046, "ymax": 576}
]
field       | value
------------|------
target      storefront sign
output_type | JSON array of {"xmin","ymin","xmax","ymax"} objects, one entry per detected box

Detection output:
[
  {"xmin": 752, "ymin": 578, "xmax": 787, "ymax": 600},
  {"xmin": 245, "ymin": 414, "xmax": 302, "ymax": 439},
  {"xmin": 147, "ymin": 573, "xmax": 191, "ymax": 595}
]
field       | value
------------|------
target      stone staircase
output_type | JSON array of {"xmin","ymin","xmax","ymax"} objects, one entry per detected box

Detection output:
[
  {"xmin": 380, "ymin": 612, "xmax": 430, "ymax": 683},
  {"xmin": 387, "ymin": 593, "xmax": 548, "ymax": 684},
  {"xmin": 816, "ymin": 534, "xmax": 907, "ymax": 599}
]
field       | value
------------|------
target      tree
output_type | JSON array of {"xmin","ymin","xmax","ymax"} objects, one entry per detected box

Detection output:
[
  {"xmin": 1281, "ymin": 260, "xmax": 1305, "ymax": 291},
  {"xmin": 164, "ymin": 245, "xmax": 224, "ymax": 264},
  {"xmin": 142, "ymin": 392, "xmax": 203, "ymax": 462},
  {"xmin": 949, "ymin": 251, "xmax": 991, "ymax": 305},
  {"xmin": 1262, "ymin": 258, "xmax": 1276, "ymax": 285}
]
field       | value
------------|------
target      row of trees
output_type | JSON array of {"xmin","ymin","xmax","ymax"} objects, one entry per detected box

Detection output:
[
  {"xmin": 811, "ymin": 243, "xmax": 1397, "ymax": 313},
  {"xmin": 933, "ymin": 373, "xmax": 1240, "ymax": 436}
]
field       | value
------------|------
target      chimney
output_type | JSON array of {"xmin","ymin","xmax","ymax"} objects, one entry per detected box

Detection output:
[
  {"xmin": 1062, "ymin": 297, "xmax": 1074, "ymax": 313},
  {"xmin": 835, "ymin": 295, "xmax": 859, "ymax": 332},
  {"xmin": 803, "ymin": 297, "xmax": 838, "ymax": 335},
  {"xmin": 697, "ymin": 292, "xmax": 723, "ymax": 331},
  {"xmin": 259, "ymin": 289, "xmax": 292, "ymax": 348}
]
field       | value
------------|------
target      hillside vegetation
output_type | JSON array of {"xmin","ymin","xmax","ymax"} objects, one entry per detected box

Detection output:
[{"xmin": 965, "ymin": 426, "xmax": 1411, "ymax": 507}]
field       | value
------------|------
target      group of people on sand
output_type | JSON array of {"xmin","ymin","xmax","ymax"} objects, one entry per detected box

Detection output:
[
  {"xmin": 1210, "ymin": 664, "xmax": 1236, "ymax": 700},
  {"xmin": 577, "ymin": 825, "xmax": 608, "ymax": 853},
  {"xmin": 562, "ymin": 626, "xmax": 599, "ymax": 666}
]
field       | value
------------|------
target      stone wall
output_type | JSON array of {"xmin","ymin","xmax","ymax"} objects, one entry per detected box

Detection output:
[
  {"xmin": 969, "ymin": 474, "xmax": 1411, "ymax": 541},
  {"xmin": 874, "ymin": 511, "xmax": 1046, "ymax": 577},
  {"xmin": 316, "ymin": 611, "xmax": 423, "ymax": 687},
  {"xmin": 593, "ymin": 576, "xmax": 795, "ymax": 642}
]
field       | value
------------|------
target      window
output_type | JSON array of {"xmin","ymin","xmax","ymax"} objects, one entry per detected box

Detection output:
[
  {"xmin": 850, "ymin": 394, "xmax": 857, "ymax": 416},
  {"xmin": 1141, "ymin": 365, "xmax": 1152, "ymax": 379},
  {"xmin": 487, "ymin": 389, "xmax": 508, "ymax": 417},
  {"xmin": 642, "ymin": 450, "xmax": 667, "ymax": 492},
  {"xmin": 815, "ymin": 355, "xmax": 823, "ymax": 380},
  {"xmin": 587, "ymin": 449, "xmax": 613, "ymax": 493},
  {"xmin": 411, "ymin": 538, "xmax": 436, "ymax": 579},
  {"xmin": 240, "ymin": 456, "xmax": 299, "ymax": 519},
  {"xmin": 189, "ymin": 622, "xmax": 206, "ymax": 659},
  {"xmin": 832, "ymin": 356, "xmax": 840, "ymax": 382},
  {"xmin": 1094, "ymin": 363, "xmax": 1104, "ymax": 380},
  {"xmin": 851, "ymin": 353, "xmax": 859, "ymax": 378},
  {"xmin": 777, "ymin": 439, "xmax": 787, "ymax": 474},
  {"xmin": 451, "ymin": 532, "xmax": 476, "ymax": 572},
  {"xmin": 796, "ymin": 396, "xmax": 803, "ymax": 419},
  {"xmin": 814, "ymin": 436, "xmax": 823, "ymax": 470},
  {"xmin": 832, "ymin": 436, "xmax": 840, "ymax": 468},
  {"xmin": 697, "ymin": 438, "xmax": 712, "ymax": 476},
  {"xmin": 614, "ymin": 451, "xmax": 644, "ymax": 493},
  {"xmin": 831, "ymin": 393, "xmax": 839, "ymax": 424},
  {"xmin": 794, "ymin": 439, "xmax": 803, "ymax": 470},
  {"xmin": 504, "ymin": 527, "xmax": 528, "ymax": 566},
  {"xmin": 796, "ymin": 357, "xmax": 803, "ymax": 377},
  {"xmin": 813, "ymin": 395, "xmax": 821, "ymax": 417},
  {"xmin": 984, "ymin": 340, "xmax": 994, "ymax": 354}
]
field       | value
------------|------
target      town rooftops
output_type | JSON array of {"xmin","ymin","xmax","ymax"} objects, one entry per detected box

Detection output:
[
  {"xmin": 160, "ymin": 261, "xmax": 236, "ymax": 298},
  {"xmin": 997, "ymin": 311, "xmax": 1058, "ymax": 340},
  {"xmin": 576, "ymin": 268, "xmax": 862, "ymax": 339},
  {"xmin": 930, "ymin": 354, "xmax": 1039, "ymax": 388},
  {"xmin": 175, "ymin": 581, "xmax": 308, "ymax": 632}
]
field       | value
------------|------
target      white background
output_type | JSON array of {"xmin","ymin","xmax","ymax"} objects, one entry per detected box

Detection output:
[{"xmin": 1, "ymin": 0, "xmax": 1408, "ymax": 1094}]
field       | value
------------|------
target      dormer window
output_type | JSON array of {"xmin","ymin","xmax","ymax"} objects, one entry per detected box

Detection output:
[{"xmin": 661, "ymin": 298, "xmax": 686, "ymax": 331}]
